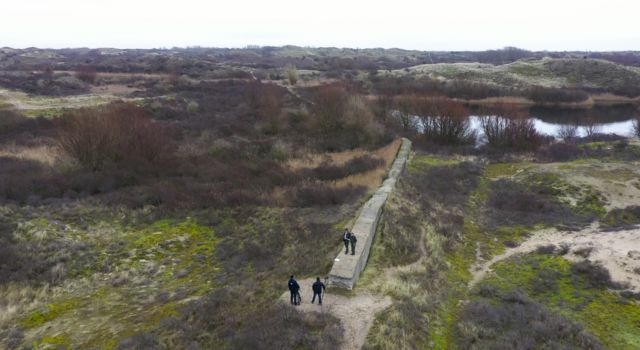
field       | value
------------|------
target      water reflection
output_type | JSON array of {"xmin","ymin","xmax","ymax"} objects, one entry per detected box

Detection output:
[{"xmin": 467, "ymin": 105, "xmax": 638, "ymax": 138}]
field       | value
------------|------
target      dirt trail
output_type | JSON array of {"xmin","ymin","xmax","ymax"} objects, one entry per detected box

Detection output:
[
  {"xmin": 280, "ymin": 278, "xmax": 391, "ymax": 350},
  {"xmin": 470, "ymin": 223, "xmax": 640, "ymax": 291}
]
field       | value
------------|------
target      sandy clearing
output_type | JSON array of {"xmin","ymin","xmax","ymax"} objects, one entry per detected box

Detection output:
[
  {"xmin": 280, "ymin": 278, "xmax": 391, "ymax": 350},
  {"xmin": 470, "ymin": 223, "xmax": 640, "ymax": 291}
]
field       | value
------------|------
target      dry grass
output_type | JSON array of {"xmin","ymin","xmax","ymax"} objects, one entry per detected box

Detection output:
[
  {"xmin": 288, "ymin": 139, "xmax": 401, "ymax": 169},
  {"xmin": 0, "ymin": 143, "xmax": 66, "ymax": 168},
  {"xmin": 287, "ymin": 139, "xmax": 402, "ymax": 192}
]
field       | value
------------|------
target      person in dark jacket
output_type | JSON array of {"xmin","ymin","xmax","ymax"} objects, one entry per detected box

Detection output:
[
  {"xmin": 288, "ymin": 275, "xmax": 300, "ymax": 305},
  {"xmin": 311, "ymin": 277, "xmax": 326, "ymax": 305},
  {"xmin": 342, "ymin": 228, "xmax": 351, "ymax": 254},
  {"xmin": 349, "ymin": 232, "xmax": 357, "ymax": 255}
]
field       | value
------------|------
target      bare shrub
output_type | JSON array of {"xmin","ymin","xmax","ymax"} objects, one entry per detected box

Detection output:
[
  {"xmin": 57, "ymin": 103, "xmax": 174, "ymax": 171},
  {"xmin": 417, "ymin": 97, "xmax": 476, "ymax": 145},
  {"xmin": 246, "ymin": 81, "xmax": 286, "ymax": 133},
  {"xmin": 311, "ymin": 85, "xmax": 385, "ymax": 150},
  {"xmin": 75, "ymin": 65, "xmax": 97, "ymax": 84},
  {"xmin": 481, "ymin": 115, "xmax": 543, "ymax": 151},
  {"xmin": 583, "ymin": 117, "xmax": 602, "ymax": 138},
  {"xmin": 633, "ymin": 117, "xmax": 640, "ymax": 138},
  {"xmin": 557, "ymin": 124, "xmax": 579, "ymax": 141}
]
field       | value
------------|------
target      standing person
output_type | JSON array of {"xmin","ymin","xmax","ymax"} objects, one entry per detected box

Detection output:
[
  {"xmin": 342, "ymin": 228, "xmax": 351, "ymax": 254},
  {"xmin": 349, "ymin": 231, "xmax": 357, "ymax": 255},
  {"xmin": 288, "ymin": 275, "xmax": 300, "ymax": 305},
  {"xmin": 311, "ymin": 277, "xmax": 326, "ymax": 305}
]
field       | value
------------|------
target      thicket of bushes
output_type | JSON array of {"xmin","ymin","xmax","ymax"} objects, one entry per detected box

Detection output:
[
  {"xmin": 57, "ymin": 103, "xmax": 175, "ymax": 171},
  {"xmin": 457, "ymin": 288, "xmax": 605, "ymax": 349}
]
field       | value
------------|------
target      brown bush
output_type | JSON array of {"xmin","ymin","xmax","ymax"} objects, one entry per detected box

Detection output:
[
  {"xmin": 310, "ymin": 85, "xmax": 385, "ymax": 150},
  {"xmin": 537, "ymin": 142, "xmax": 584, "ymax": 162},
  {"xmin": 57, "ymin": 103, "xmax": 174, "ymax": 171},
  {"xmin": 246, "ymin": 81, "xmax": 286, "ymax": 126},
  {"xmin": 526, "ymin": 86, "xmax": 589, "ymax": 104},
  {"xmin": 416, "ymin": 97, "xmax": 476, "ymax": 145},
  {"xmin": 481, "ymin": 115, "xmax": 543, "ymax": 151},
  {"xmin": 75, "ymin": 65, "xmax": 97, "ymax": 84}
]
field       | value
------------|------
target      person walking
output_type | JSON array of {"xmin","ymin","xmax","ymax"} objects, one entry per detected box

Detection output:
[
  {"xmin": 342, "ymin": 228, "xmax": 351, "ymax": 254},
  {"xmin": 311, "ymin": 277, "xmax": 326, "ymax": 305},
  {"xmin": 288, "ymin": 275, "xmax": 300, "ymax": 305},
  {"xmin": 349, "ymin": 231, "xmax": 357, "ymax": 255}
]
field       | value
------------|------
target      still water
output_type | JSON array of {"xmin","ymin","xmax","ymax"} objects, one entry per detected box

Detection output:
[{"xmin": 470, "ymin": 105, "xmax": 637, "ymax": 138}]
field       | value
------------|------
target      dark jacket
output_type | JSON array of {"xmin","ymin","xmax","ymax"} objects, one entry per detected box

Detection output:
[
  {"xmin": 349, "ymin": 234, "xmax": 357, "ymax": 243},
  {"xmin": 288, "ymin": 278, "xmax": 300, "ymax": 292},
  {"xmin": 342, "ymin": 230, "xmax": 351, "ymax": 242},
  {"xmin": 312, "ymin": 281, "xmax": 326, "ymax": 293}
]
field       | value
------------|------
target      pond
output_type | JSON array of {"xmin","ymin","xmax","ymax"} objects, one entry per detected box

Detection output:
[{"xmin": 467, "ymin": 105, "xmax": 636, "ymax": 138}]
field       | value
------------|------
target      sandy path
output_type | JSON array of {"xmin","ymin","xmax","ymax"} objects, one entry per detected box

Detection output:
[
  {"xmin": 470, "ymin": 223, "xmax": 640, "ymax": 291},
  {"xmin": 280, "ymin": 278, "xmax": 391, "ymax": 350}
]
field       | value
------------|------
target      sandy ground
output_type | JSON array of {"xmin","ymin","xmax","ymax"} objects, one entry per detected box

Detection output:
[
  {"xmin": 280, "ymin": 278, "xmax": 391, "ymax": 350},
  {"xmin": 470, "ymin": 223, "xmax": 640, "ymax": 291}
]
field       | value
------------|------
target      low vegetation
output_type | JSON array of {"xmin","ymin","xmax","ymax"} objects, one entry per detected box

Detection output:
[{"xmin": 1, "ymin": 45, "xmax": 639, "ymax": 349}]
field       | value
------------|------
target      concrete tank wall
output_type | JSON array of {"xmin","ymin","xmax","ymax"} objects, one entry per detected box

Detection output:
[{"xmin": 327, "ymin": 138, "xmax": 411, "ymax": 289}]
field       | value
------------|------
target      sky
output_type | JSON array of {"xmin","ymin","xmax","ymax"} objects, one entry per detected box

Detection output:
[{"xmin": 2, "ymin": 0, "xmax": 639, "ymax": 51}]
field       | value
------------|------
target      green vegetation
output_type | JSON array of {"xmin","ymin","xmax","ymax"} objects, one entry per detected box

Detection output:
[{"xmin": 476, "ymin": 253, "xmax": 640, "ymax": 349}]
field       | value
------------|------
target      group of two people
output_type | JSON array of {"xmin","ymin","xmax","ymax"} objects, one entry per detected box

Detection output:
[
  {"xmin": 288, "ymin": 276, "xmax": 326, "ymax": 305},
  {"xmin": 342, "ymin": 228, "xmax": 357, "ymax": 255}
]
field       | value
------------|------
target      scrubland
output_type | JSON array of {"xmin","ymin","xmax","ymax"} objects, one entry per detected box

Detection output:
[{"xmin": 1, "ymin": 46, "xmax": 640, "ymax": 349}]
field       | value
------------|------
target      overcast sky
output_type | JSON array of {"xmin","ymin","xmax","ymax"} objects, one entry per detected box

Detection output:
[{"xmin": 2, "ymin": 0, "xmax": 639, "ymax": 51}]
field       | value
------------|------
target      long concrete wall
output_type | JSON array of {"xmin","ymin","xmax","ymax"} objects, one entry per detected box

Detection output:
[{"xmin": 328, "ymin": 138, "xmax": 412, "ymax": 289}]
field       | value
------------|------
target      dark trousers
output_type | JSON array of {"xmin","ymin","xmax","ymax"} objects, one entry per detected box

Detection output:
[
  {"xmin": 312, "ymin": 291, "xmax": 322, "ymax": 304},
  {"xmin": 290, "ymin": 290, "xmax": 300, "ymax": 304},
  {"xmin": 343, "ymin": 240, "xmax": 350, "ymax": 253},
  {"xmin": 350, "ymin": 242, "xmax": 356, "ymax": 255}
]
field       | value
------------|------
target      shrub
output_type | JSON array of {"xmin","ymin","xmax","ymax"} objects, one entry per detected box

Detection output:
[
  {"xmin": 75, "ymin": 65, "xmax": 97, "ymax": 84},
  {"xmin": 536, "ymin": 142, "xmax": 583, "ymax": 162},
  {"xmin": 536, "ymin": 244, "xmax": 557, "ymax": 254},
  {"xmin": 481, "ymin": 115, "xmax": 543, "ymax": 151},
  {"xmin": 246, "ymin": 82, "xmax": 286, "ymax": 131},
  {"xmin": 311, "ymin": 85, "xmax": 385, "ymax": 150},
  {"xmin": 571, "ymin": 260, "xmax": 619, "ymax": 289},
  {"xmin": 557, "ymin": 124, "xmax": 579, "ymax": 141},
  {"xmin": 458, "ymin": 288, "xmax": 604, "ymax": 350},
  {"xmin": 57, "ymin": 103, "xmax": 174, "ymax": 171},
  {"xmin": 526, "ymin": 86, "xmax": 589, "ymax": 104},
  {"xmin": 583, "ymin": 117, "xmax": 602, "ymax": 138},
  {"xmin": 284, "ymin": 64, "xmax": 298, "ymax": 85},
  {"xmin": 417, "ymin": 97, "xmax": 476, "ymax": 145}
]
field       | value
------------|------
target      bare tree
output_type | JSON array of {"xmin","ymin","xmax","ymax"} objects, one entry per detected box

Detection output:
[
  {"xmin": 557, "ymin": 124, "xmax": 578, "ymax": 142},
  {"xmin": 633, "ymin": 118, "xmax": 640, "ymax": 138},
  {"xmin": 583, "ymin": 117, "xmax": 601, "ymax": 138}
]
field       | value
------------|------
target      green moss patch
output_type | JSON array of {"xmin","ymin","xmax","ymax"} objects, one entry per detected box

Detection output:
[
  {"xmin": 477, "ymin": 253, "xmax": 640, "ymax": 349},
  {"xmin": 408, "ymin": 155, "xmax": 459, "ymax": 172}
]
